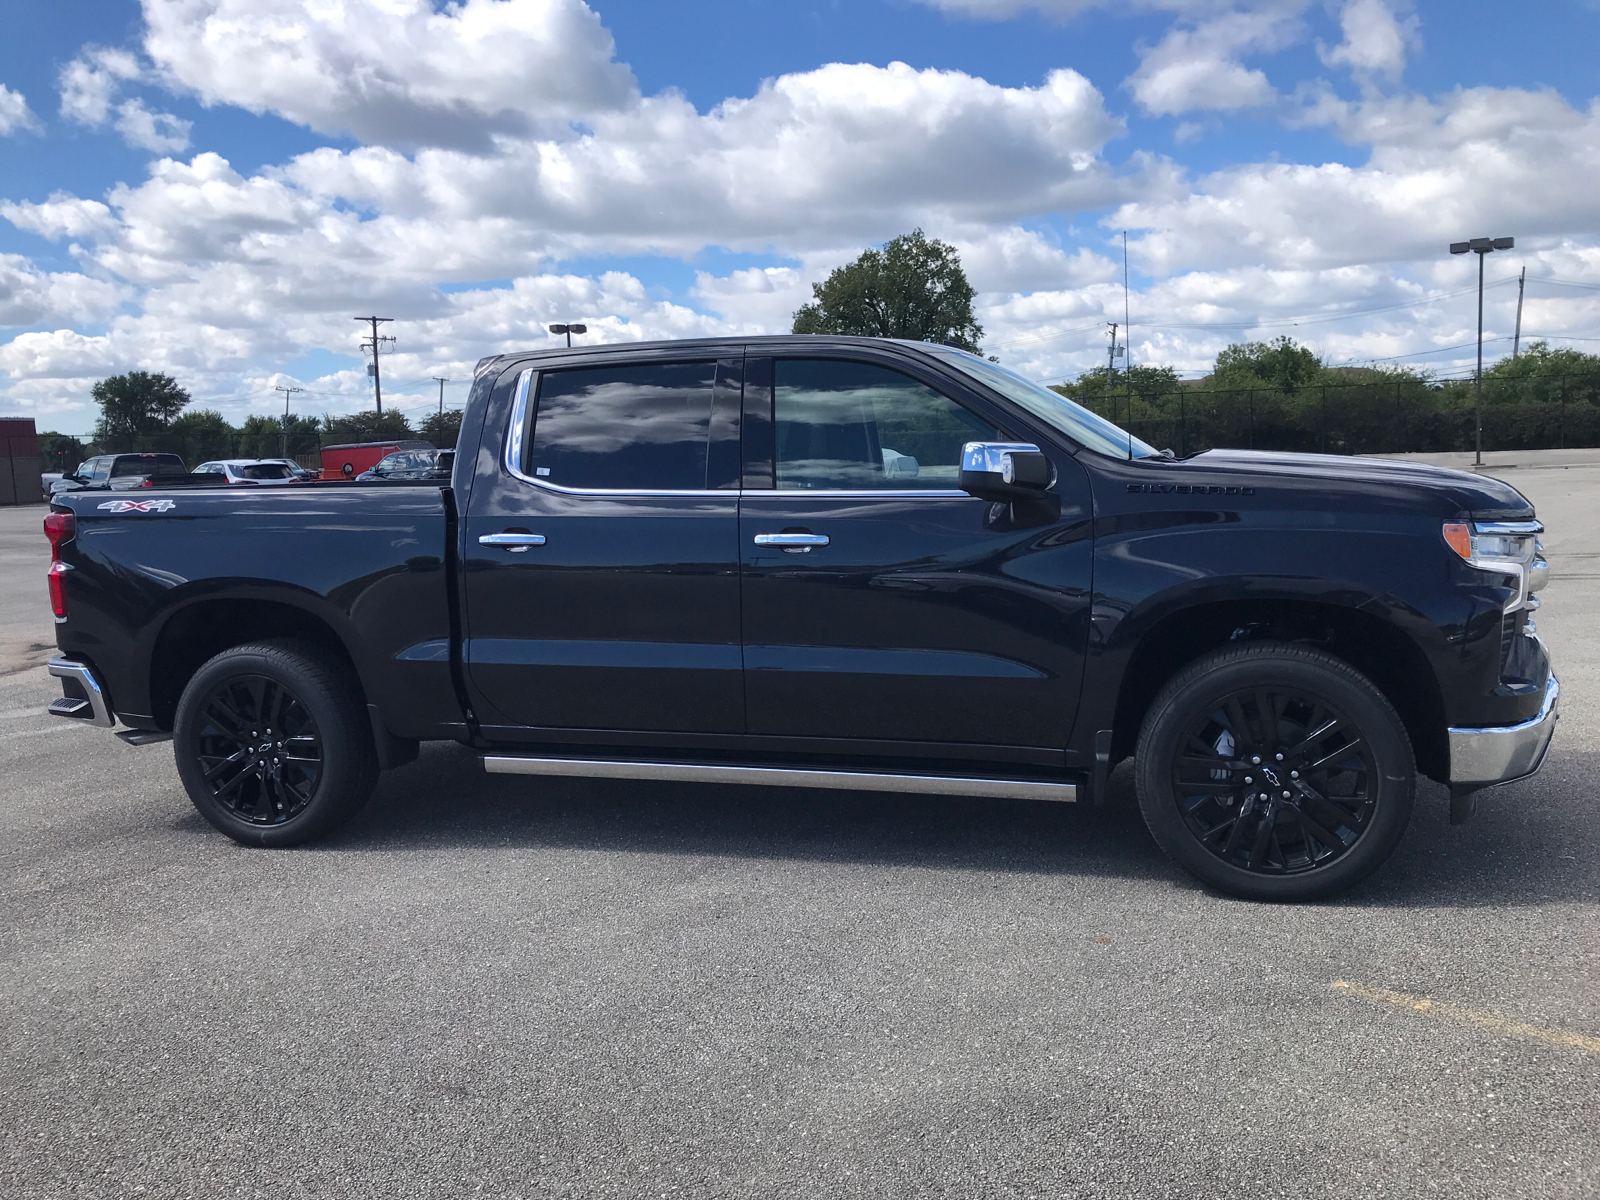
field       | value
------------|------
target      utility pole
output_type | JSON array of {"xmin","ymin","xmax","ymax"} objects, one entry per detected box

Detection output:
[
  {"xmin": 354, "ymin": 316, "xmax": 395, "ymax": 413},
  {"xmin": 1105, "ymin": 322, "xmax": 1123, "ymax": 423},
  {"xmin": 433, "ymin": 377, "xmax": 450, "ymax": 416},
  {"xmin": 1513, "ymin": 265, "xmax": 1526, "ymax": 358},
  {"xmin": 274, "ymin": 385, "xmax": 303, "ymax": 457}
]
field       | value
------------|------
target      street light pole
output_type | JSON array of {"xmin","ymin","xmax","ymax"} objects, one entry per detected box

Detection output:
[
  {"xmin": 549, "ymin": 323, "xmax": 588, "ymax": 348},
  {"xmin": 1449, "ymin": 236, "xmax": 1513, "ymax": 467}
]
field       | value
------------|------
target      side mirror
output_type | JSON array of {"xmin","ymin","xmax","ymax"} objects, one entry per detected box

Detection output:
[{"xmin": 959, "ymin": 442, "xmax": 1052, "ymax": 502}]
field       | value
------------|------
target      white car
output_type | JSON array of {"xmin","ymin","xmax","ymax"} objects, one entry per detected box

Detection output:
[{"xmin": 193, "ymin": 459, "xmax": 304, "ymax": 485}]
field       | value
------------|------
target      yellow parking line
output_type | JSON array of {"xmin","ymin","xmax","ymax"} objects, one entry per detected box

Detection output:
[{"xmin": 1332, "ymin": 981, "xmax": 1600, "ymax": 1054}]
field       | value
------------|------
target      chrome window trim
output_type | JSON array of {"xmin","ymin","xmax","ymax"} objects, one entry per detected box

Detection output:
[{"xmin": 502, "ymin": 365, "xmax": 976, "ymax": 501}]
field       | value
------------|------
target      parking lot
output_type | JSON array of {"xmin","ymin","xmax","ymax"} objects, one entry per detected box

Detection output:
[{"xmin": 2, "ymin": 459, "xmax": 1597, "ymax": 1198}]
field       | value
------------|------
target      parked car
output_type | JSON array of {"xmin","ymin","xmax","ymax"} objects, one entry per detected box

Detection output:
[
  {"xmin": 193, "ymin": 459, "xmax": 304, "ymax": 486},
  {"xmin": 356, "ymin": 448, "xmax": 454, "ymax": 481},
  {"xmin": 41, "ymin": 472, "xmax": 63, "ymax": 500},
  {"xmin": 49, "ymin": 453, "xmax": 191, "ymax": 495},
  {"xmin": 259, "ymin": 457, "xmax": 320, "ymax": 481},
  {"xmin": 42, "ymin": 336, "xmax": 1557, "ymax": 901}
]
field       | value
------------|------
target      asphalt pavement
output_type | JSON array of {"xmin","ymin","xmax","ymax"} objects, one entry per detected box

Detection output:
[{"xmin": 2, "ymin": 464, "xmax": 1597, "ymax": 1198}]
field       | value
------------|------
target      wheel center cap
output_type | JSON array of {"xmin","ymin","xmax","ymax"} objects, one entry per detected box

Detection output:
[{"xmin": 1261, "ymin": 766, "xmax": 1281, "ymax": 787}]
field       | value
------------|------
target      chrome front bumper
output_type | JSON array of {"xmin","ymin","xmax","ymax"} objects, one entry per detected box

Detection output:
[
  {"xmin": 47, "ymin": 656, "xmax": 115, "ymax": 728},
  {"xmin": 1448, "ymin": 672, "xmax": 1560, "ymax": 789}
]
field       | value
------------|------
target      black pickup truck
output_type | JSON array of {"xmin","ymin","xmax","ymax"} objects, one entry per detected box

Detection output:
[{"xmin": 43, "ymin": 336, "xmax": 1558, "ymax": 900}]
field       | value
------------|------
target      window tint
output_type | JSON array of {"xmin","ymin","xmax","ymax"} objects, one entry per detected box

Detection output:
[
  {"xmin": 527, "ymin": 361, "xmax": 716, "ymax": 490},
  {"xmin": 240, "ymin": 463, "xmax": 292, "ymax": 480},
  {"xmin": 774, "ymin": 359, "xmax": 997, "ymax": 490},
  {"xmin": 111, "ymin": 454, "xmax": 186, "ymax": 478}
]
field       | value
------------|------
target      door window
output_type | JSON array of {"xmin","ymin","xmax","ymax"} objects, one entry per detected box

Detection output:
[
  {"xmin": 774, "ymin": 359, "xmax": 997, "ymax": 490},
  {"xmin": 526, "ymin": 361, "xmax": 717, "ymax": 491}
]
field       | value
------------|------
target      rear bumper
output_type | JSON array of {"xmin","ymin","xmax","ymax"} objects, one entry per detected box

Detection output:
[
  {"xmin": 1448, "ymin": 671, "xmax": 1559, "ymax": 789},
  {"xmin": 46, "ymin": 656, "xmax": 115, "ymax": 728}
]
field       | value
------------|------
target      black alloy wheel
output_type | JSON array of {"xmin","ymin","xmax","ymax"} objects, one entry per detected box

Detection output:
[
  {"xmin": 174, "ymin": 639, "xmax": 379, "ymax": 847},
  {"xmin": 1135, "ymin": 641, "xmax": 1415, "ymax": 901},
  {"xmin": 192, "ymin": 674, "xmax": 323, "ymax": 825},
  {"xmin": 1171, "ymin": 688, "xmax": 1375, "ymax": 876}
]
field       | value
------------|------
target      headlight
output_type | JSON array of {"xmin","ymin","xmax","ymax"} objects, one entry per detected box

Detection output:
[{"xmin": 1443, "ymin": 520, "xmax": 1547, "ymax": 611}]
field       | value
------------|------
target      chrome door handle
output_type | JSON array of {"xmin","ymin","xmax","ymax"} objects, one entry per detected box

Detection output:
[
  {"xmin": 753, "ymin": 533, "xmax": 829, "ymax": 553},
  {"xmin": 479, "ymin": 532, "xmax": 547, "ymax": 553}
]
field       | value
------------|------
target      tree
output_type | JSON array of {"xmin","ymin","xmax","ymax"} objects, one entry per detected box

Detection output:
[
  {"xmin": 793, "ymin": 229, "xmax": 984, "ymax": 352},
  {"xmin": 419, "ymin": 409, "xmax": 462, "ymax": 449},
  {"xmin": 1052, "ymin": 364, "xmax": 1183, "ymax": 410},
  {"xmin": 1210, "ymin": 336, "xmax": 1323, "ymax": 394},
  {"xmin": 37, "ymin": 433, "xmax": 86, "ymax": 476},
  {"xmin": 91, "ymin": 371, "xmax": 191, "ymax": 446},
  {"xmin": 322, "ymin": 410, "xmax": 415, "ymax": 445},
  {"xmin": 238, "ymin": 413, "xmax": 320, "ymax": 458},
  {"xmin": 168, "ymin": 410, "xmax": 237, "ymax": 463}
]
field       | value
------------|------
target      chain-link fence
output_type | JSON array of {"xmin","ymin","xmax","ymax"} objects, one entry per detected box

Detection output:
[{"xmin": 1073, "ymin": 373, "xmax": 1600, "ymax": 457}]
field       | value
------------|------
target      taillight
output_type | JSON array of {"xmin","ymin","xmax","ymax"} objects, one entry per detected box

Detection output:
[
  {"xmin": 44, "ymin": 511, "xmax": 74, "ymax": 618},
  {"xmin": 48, "ymin": 562, "xmax": 69, "ymax": 617},
  {"xmin": 43, "ymin": 511, "xmax": 74, "ymax": 558}
]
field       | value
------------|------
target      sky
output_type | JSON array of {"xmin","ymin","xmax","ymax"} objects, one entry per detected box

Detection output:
[{"xmin": 1, "ymin": 0, "xmax": 1599, "ymax": 435}]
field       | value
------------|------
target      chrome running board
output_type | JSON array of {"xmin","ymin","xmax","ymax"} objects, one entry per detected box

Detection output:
[{"xmin": 481, "ymin": 755, "xmax": 1077, "ymax": 802}]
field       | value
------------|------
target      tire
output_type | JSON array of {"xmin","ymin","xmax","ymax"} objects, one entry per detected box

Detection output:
[
  {"xmin": 1134, "ymin": 641, "xmax": 1415, "ymax": 901},
  {"xmin": 173, "ymin": 638, "xmax": 378, "ymax": 847}
]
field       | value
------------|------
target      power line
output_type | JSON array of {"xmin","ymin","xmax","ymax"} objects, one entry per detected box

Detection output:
[{"xmin": 353, "ymin": 316, "xmax": 395, "ymax": 413}]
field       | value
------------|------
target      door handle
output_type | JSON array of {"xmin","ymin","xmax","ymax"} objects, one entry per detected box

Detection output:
[
  {"xmin": 479, "ymin": 532, "xmax": 547, "ymax": 553},
  {"xmin": 753, "ymin": 532, "xmax": 829, "ymax": 553}
]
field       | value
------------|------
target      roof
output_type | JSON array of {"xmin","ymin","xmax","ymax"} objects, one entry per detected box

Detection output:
[{"xmin": 479, "ymin": 334, "xmax": 950, "ymax": 370}]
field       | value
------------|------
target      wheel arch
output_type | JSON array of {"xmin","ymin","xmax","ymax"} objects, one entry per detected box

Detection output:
[
  {"xmin": 1109, "ymin": 593, "xmax": 1449, "ymax": 783},
  {"xmin": 147, "ymin": 592, "xmax": 368, "ymax": 731}
]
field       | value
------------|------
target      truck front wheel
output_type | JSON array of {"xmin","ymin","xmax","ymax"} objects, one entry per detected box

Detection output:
[
  {"xmin": 173, "ymin": 639, "xmax": 378, "ymax": 847},
  {"xmin": 1134, "ymin": 641, "xmax": 1415, "ymax": 901}
]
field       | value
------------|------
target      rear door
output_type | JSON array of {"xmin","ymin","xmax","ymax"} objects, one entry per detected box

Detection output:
[
  {"xmin": 462, "ymin": 354, "xmax": 746, "ymax": 735},
  {"xmin": 738, "ymin": 352, "xmax": 1094, "ymax": 751}
]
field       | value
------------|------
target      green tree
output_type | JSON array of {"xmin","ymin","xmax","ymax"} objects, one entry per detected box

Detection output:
[
  {"xmin": 419, "ymin": 409, "xmax": 462, "ymax": 449},
  {"xmin": 238, "ymin": 414, "xmax": 321, "ymax": 458},
  {"xmin": 168, "ymin": 410, "xmax": 237, "ymax": 463},
  {"xmin": 1052, "ymin": 364, "xmax": 1183, "ymax": 410},
  {"xmin": 322, "ymin": 409, "xmax": 415, "ymax": 445},
  {"xmin": 1210, "ymin": 336, "xmax": 1323, "ymax": 394},
  {"xmin": 91, "ymin": 371, "xmax": 191, "ymax": 446},
  {"xmin": 793, "ymin": 229, "xmax": 984, "ymax": 352},
  {"xmin": 37, "ymin": 433, "xmax": 86, "ymax": 476}
]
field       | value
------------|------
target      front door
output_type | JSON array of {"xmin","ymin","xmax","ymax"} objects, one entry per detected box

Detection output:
[
  {"xmin": 739, "ymin": 354, "xmax": 1093, "ymax": 751},
  {"xmin": 462, "ymin": 355, "xmax": 745, "ymax": 734}
]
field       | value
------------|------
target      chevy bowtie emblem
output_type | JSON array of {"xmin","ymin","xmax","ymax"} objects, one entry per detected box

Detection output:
[{"xmin": 97, "ymin": 499, "xmax": 177, "ymax": 513}]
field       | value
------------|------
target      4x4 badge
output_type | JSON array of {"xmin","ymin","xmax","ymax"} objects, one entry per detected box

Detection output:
[{"xmin": 97, "ymin": 499, "xmax": 177, "ymax": 513}]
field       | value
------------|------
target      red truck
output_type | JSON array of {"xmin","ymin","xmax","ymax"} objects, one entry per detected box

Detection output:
[{"xmin": 319, "ymin": 440, "xmax": 433, "ymax": 481}]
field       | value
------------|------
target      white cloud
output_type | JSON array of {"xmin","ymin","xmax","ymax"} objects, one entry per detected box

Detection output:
[
  {"xmin": 1125, "ymin": 3, "xmax": 1307, "ymax": 116},
  {"xmin": 141, "ymin": 0, "xmax": 636, "ymax": 151},
  {"xmin": 59, "ymin": 47, "xmax": 143, "ymax": 126},
  {"xmin": 0, "ymin": 83, "xmax": 41, "ymax": 135},
  {"xmin": 1318, "ymin": 0, "xmax": 1417, "ymax": 80},
  {"xmin": 114, "ymin": 98, "xmax": 192, "ymax": 153},
  {"xmin": 0, "ymin": 256, "xmax": 124, "ymax": 329},
  {"xmin": 59, "ymin": 45, "xmax": 191, "ymax": 153}
]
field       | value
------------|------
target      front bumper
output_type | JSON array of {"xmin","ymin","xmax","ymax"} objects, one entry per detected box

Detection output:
[{"xmin": 1448, "ymin": 671, "xmax": 1560, "ymax": 789}]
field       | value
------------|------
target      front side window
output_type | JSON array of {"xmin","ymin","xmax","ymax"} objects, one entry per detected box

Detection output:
[
  {"xmin": 526, "ymin": 361, "xmax": 716, "ymax": 491},
  {"xmin": 774, "ymin": 359, "xmax": 997, "ymax": 490}
]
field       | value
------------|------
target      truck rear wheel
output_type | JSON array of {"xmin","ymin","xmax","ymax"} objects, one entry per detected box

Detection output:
[
  {"xmin": 173, "ymin": 639, "xmax": 378, "ymax": 847},
  {"xmin": 1134, "ymin": 641, "xmax": 1415, "ymax": 901}
]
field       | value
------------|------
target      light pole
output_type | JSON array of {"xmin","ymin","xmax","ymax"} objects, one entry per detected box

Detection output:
[
  {"xmin": 549, "ymin": 323, "xmax": 587, "ymax": 348},
  {"xmin": 1449, "ymin": 236, "xmax": 1513, "ymax": 466}
]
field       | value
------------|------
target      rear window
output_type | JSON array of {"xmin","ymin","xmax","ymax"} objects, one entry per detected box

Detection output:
[
  {"xmin": 526, "ymin": 361, "xmax": 715, "ymax": 491},
  {"xmin": 111, "ymin": 455, "xmax": 187, "ymax": 478},
  {"xmin": 239, "ymin": 463, "xmax": 292, "ymax": 480}
]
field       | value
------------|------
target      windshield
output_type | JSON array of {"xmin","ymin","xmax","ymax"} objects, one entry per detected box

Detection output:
[{"xmin": 923, "ymin": 345, "xmax": 1159, "ymax": 460}]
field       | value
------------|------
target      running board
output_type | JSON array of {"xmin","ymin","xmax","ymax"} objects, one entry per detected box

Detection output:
[{"xmin": 480, "ymin": 755, "xmax": 1077, "ymax": 802}]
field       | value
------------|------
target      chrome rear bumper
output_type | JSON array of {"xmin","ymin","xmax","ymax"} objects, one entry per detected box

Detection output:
[
  {"xmin": 1448, "ymin": 672, "xmax": 1559, "ymax": 789},
  {"xmin": 46, "ymin": 656, "xmax": 115, "ymax": 728}
]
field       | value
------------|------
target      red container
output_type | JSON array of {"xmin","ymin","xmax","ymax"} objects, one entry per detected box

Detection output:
[{"xmin": 319, "ymin": 440, "xmax": 433, "ymax": 481}]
